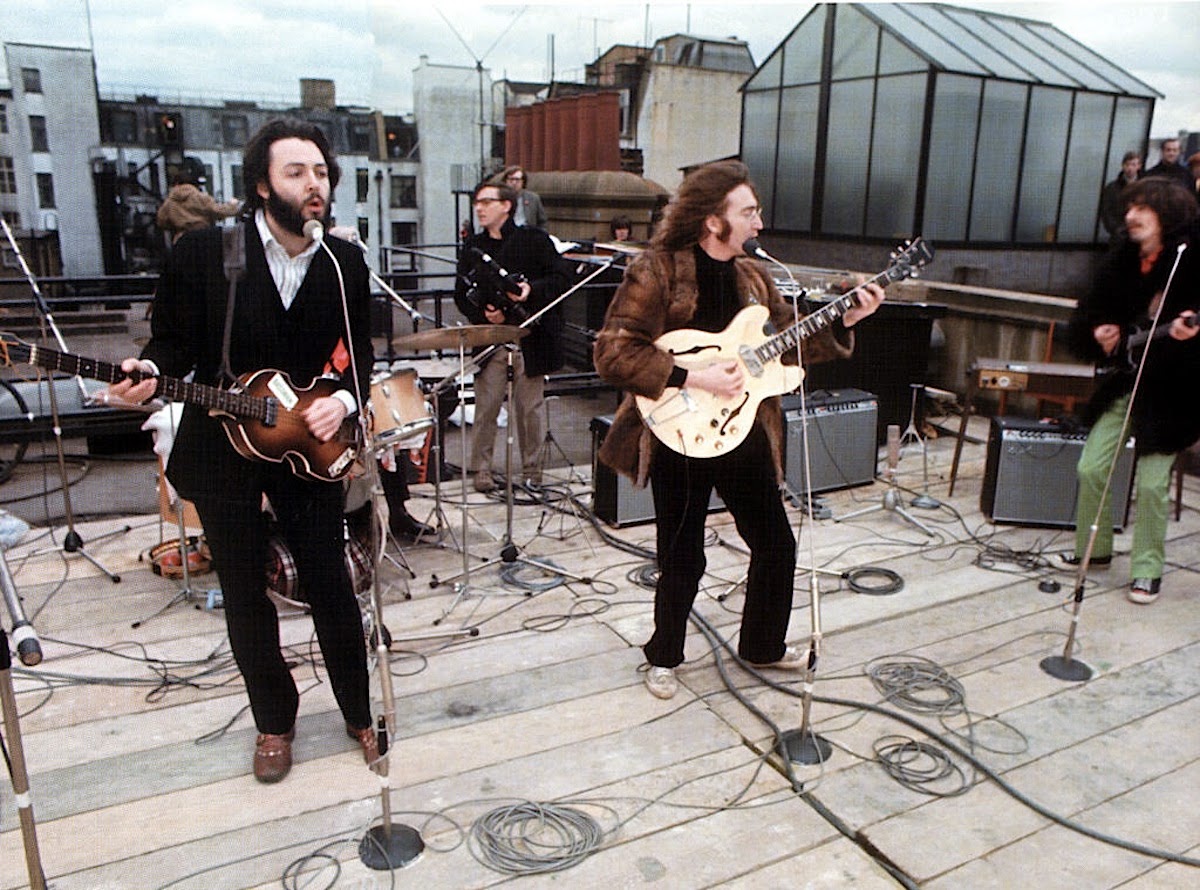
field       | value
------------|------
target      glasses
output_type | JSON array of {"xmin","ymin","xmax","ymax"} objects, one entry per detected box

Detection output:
[
  {"xmin": 505, "ymin": 175, "xmax": 525, "ymax": 182},
  {"xmin": 474, "ymin": 197, "xmax": 504, "ymax": 205},
  {"xmin": 739, "ymin": 205, "xmax": 764, "ymax": 219}
]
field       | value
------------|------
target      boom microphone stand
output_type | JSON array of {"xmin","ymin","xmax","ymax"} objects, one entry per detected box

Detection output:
[
  {"xmin": 1041, "ymin": 242, "xmax": 1188, "ymax": 682},
  {"xmin": 0, "ymin": 218, "xmax": 122, "ymax": 582}
]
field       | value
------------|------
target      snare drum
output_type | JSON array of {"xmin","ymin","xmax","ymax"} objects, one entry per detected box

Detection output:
[{"xmin": 369, "ymin": 369, "xmax": 434, "ymax": 451}]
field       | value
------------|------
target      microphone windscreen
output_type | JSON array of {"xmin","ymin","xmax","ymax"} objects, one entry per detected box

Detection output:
[
  {"xmin": 886, "ymin": 424, "xmax": 900, "ymax": 471},
  {"xmin": 742, "ymin": 237, "xmax": 761, "ymax": 257},
  {"xmin": 303, "ymin": 219, "xmax": 324, "ymax": 242}
]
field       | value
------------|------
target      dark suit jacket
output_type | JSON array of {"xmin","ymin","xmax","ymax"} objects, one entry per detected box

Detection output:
[{"xmin": 143, "ymin": 222, "xmax": 372, "ymax": 500}]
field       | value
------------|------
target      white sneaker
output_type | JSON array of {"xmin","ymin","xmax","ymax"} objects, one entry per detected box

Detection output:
[
  {"xmin": 644, "ymin": 666, "xmax": 678, "ymax": 699},
  {"xmin": 751, "ymin": 645, "xmax": 810, "ymax": 670}
]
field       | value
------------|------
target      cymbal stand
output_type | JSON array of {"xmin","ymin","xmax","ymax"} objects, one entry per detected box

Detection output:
[
  {"xmin": 433, "ymin": 347, "xmax": 592, "ymax": 622},
  {"xmin": 899, "ymin": 383, "xmax": 939, "ymax": 509},
  {"xmin": 0, "ymin": 218, "xmax": 123, "ymax": 582}
]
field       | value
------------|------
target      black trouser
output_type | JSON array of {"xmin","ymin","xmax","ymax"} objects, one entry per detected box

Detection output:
[
  {"xmin": 644, "ymin": 424, "xmax": 796, "ymax": 668},
  {"xmin": 194, "ymin": 464, "xmax": 371, "ymax": 735}
]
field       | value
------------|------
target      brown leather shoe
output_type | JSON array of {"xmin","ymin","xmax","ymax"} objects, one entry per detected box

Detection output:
[
  {"xmin": 346, "ymin": 722, "xmax": 379, "ymax": 765},
  {"xmin": 253, "ymin": 727, "xmax": 295, "ymax": 783}
]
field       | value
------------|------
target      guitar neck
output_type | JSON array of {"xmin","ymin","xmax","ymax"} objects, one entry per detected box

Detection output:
[
  {"xmin": 757, "ymin": 266, "xmax": 898, "ymax": 363},
  {"xmin": 18, "ymin": 342, "xmax": 271, "ymax": 421}
]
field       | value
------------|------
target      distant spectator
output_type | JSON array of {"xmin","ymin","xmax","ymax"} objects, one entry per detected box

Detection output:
[
  {"xmin": 1143, "ymin": 137, "xmax": 1193, "ymax": 189},
  {"xmin": 1188, "ymin": 152, "xmax": 1200, "ymax": 196},
  {"xmin": 1099, "ymin": 151, "xmax": 1142, "ymax": 240},
  {"xmin": 609, "ymin": 215, "xmax": 632, "ymax": 242},
  {"xmin": 156, "ymin": 164, "xmax": 240, "ymax": 243},
  {"xmin": 494, "ymin": 165, "xmax": 548, "ymax": 230}
]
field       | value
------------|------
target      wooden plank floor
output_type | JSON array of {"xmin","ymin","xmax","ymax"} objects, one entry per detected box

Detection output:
[{"xmin": 2, "ymin": 417, "xmax": 1198, "ymax": 889}]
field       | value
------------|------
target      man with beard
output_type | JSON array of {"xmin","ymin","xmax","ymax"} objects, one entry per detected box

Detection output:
[
  {"xmin": 106, "ymin": 118, "xmax": 377, "ymax": 782},
  {"xmin": 593, "ymin": 161, "xmax": 884, "ymax": 699}
]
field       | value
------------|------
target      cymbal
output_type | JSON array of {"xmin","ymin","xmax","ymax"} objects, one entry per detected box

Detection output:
[{"xmin": 392, "ymin": 324, "xmax": 528, "ymax": 351}]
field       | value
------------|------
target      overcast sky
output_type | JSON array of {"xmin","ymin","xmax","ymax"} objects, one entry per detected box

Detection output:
[{"xmin": 3, "ymin": 1, "xmax": 1197, "ymax": 137}]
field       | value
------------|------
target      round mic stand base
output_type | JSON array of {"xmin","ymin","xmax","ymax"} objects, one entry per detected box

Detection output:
[
  {"xmin": 1039, "ymin": 654, "xmax": 1093, "ymax": 682},
  {"xmin": 359, "ymin": 823, "xmax": 424, "ymax": 870},
  {"xmin": 777, "ymin": 727, "xmax": 832, "ymax": 765}
]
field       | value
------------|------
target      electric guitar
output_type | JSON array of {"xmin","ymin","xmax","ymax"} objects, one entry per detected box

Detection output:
[
  {"xmin": 635, "ymin": 238, "xmax": 934, "ymax": 457},
  {"xmin": 1097, "ymin": 311, "xmax": 1200, "ymax": 376},
  {"xmin": 0, "ymin": 334, "xmax": 359, "ymax": 482}
]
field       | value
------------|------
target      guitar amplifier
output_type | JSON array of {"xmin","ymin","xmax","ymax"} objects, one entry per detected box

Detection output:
[
  {"xmin": 980, "ymin": 417, "xmax": 1134, "ymax": 529},
  {"xmin": 589, "ymin": 415, "xmax": 724, "ymax": 527},
  {"xmin": 782, "ymin": 389, "xmax": 879, "ymax": 495}
]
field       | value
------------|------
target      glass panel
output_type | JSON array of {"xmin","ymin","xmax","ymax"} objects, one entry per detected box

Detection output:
[
  {"xmin": 831, "ymin": 4, "xmax": 878, "ymax": 80},
  {"xmin": 741, "ymin": 90, "xmax": 780, "ymax": 226},
  {"xmin": 923, "ymin": 75, "xmax": 981, "ymax": 241},
  {"xmin": 1059, "ymin": 93, "xmax": 1113, "ymax": 243},
  {"xmin": 775, "ymin": 85, "xmax": 820, "ymax": 231},
  {"xmin": 1016, "ymin": 86, "xmax": 1072, "ymax": 242},
  {"xmin": 1106, "ymin": 97, "xmax": 1151, "ymax": 174},
  {"xmin": 780, "ymin": 5, "xmax": 825, "ymax": 87},
  {"xmin": 822, "ymin": 80, "xmax": 875, "ymax": 235},
  {"xmin": 970, "ymin": 81, "xmax": 1026, "ymax": 241},
  {"xmin": 746, "ymin": 47, "xmax": 782, "ymax": 92},
  {"xmin": 878, "ymin": 31, "xmax": 926, "ymax": 76},
  {"xmin": 866, "ymin": 75, "xmax": 925, "ymax": 238}
]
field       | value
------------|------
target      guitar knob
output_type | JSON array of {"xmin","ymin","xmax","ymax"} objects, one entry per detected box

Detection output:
[
  {"xmin": 694, "ymin": 434, "xmax": 705, "ymax": 445},
  {"xmin": 709, "ymin": 419, "xmax": 719, "ymax": 428},
  {"xmin": 714, "ymin": 441, "xmax": 725, "ymax": 452}
]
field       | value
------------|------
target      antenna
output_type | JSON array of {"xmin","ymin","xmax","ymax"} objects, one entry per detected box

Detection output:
[{"xmin": 436, "ymin": 8, "xmax": 528, "ymax": 178}]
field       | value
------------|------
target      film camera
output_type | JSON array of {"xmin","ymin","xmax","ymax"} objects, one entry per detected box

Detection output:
[{"xmin": 462, "ymin": 247, "xmax": 530, "ymax": 324}]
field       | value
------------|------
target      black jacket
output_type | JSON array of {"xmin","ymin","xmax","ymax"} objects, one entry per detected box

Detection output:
[
  {"xmin": 1067, "ymin": 230, "xmax": 1200, "ymax": 454},
  {"xmin": 454, "ymin": 219, "xmax": 567, "ymax": 377},
  {"xmin": 143, "ymin": 223, "xmax": 372, "ymax": 498}
]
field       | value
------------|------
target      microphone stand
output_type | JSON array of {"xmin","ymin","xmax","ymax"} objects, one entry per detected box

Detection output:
[
  {"xmin": 0, "ymin": 625, "xmax": 47, "ymax": 889},
  {"xmin": 1041, "ymin": 242, "xmax": 1187, "ymax": 682},
  {"xmin": 746, "ymin": 239, "xmax": 831, "ymax": 764},
  {"xmin": 312, "ymin": 226, "xmax": 426, "ymax": 869},
  {"xmin": 0, "ymin": 218, "xmax": 123, "ymax": 582}
]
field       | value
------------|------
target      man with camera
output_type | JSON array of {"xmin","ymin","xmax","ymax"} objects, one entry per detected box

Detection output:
[{"xmin": 454, "ymin": 181, "xmax": 567, "ymax": 492}]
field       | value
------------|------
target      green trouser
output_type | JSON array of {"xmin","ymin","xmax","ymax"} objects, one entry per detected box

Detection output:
[{"xmin": 1074, "ymin": 395, "xmax": 1175, "ymax": 580}]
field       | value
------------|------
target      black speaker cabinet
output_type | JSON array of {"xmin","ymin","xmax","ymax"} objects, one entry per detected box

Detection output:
[
  {"xmin": 981, "ymin": 417, "xmax": 1134, "ymax": 529},
  {"xmin": 589, "ymin": 415, "xmax": 724, "ymax": 527},
  {"xmin": 782, "ymin": 389, "xmax": 879, "ymax": 495}
]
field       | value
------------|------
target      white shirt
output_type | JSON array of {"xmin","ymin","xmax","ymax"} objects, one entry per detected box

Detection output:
[{"xmin": 255, "ymin": 209, "xmax": 320, "ymax": 310}]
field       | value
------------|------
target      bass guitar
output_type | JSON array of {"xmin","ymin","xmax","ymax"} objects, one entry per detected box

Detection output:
[
  {"xmin": 1097, "ymin": 311, "xmax": 1200, "ymax": 376},
  {"xmin": 635, "ymin": 238, "xmax": 934, "ymax": 457},
  {"xmin": 0, "ymin": 334, "xmax": 359, "ymax": 482}
]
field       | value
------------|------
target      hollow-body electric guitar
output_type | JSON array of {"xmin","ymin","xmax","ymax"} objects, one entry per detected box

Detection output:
[
  {"xmin": 635, "ymin": 238, "xmax": 934, "ymax": 457},
  {"xmin": 0, "ymin": 334, "xmax": 359, "ymax": 482}
]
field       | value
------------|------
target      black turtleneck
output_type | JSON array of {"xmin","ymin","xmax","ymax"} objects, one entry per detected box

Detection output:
[{"xmin": 691, "ymin": 244, "xmax": 742, "ymax": 333}]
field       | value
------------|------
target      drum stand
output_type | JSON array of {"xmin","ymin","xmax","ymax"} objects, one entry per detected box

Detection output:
[{"xmin": 433, "ymin": 346, "xmax": 592, "ymax": 624}]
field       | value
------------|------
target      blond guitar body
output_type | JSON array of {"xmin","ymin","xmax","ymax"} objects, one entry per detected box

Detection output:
[{"xmin": 634, "ymin": 305, "xmax": 803, "ymax": 457}]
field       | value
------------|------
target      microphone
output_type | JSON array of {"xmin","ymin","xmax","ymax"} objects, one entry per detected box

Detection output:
[
  {"xmin": 0, "ymin": 550, "xmax": 42, "ymax": 666},
  {"xmin": 470, "ymin": 247, "xmax": 527, "ymax": 294},
  {"xmin": 885, "ymin": 424, "xmax": 901, "ymax": 481},
  {"xmin": 303, "ymin": 219, "xmax": 324, "ymax": 243},
  {"xmin": 742, "ymin": 238, "xmax": 806, "ymax": 302}
]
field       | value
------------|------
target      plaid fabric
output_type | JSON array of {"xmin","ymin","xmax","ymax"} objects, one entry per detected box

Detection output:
[{"xmin": 264, "ymin": 524, "xmax": 373, "ymax": 614}]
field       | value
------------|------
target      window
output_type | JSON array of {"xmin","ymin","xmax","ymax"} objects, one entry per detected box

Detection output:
[
  {"xmin": 36, "ymin": 173, "xmax": 55, "ymax": 209},
  {"xmin": 356, "ymin": 168, "xmax": 369, "ymax": 202},
  {"xmin": 0, "ymin": 157, "xmax": 15, "ymax": 195},
  {"xmin": 29, "ymin": 116, "xmax": 49, "ymax": 153},
  {"xmin": 389, "ymin": 175, "xmax": 417, "ymax": 209},
  {"xmin": 0, "ymin": 104, "xmax": 8, "ymax": 134},
  {"xmin": 1, "ymin": 211, "xmax": 18, "ymax": 230},
  {"xmin": 21, "ymin": 68, "xmax": 42, "ymax": 94},
  {"xmin": 230, "ymin": 164, "xmax": 244, "ymax": 199},
  {"xmin": 109, "ymin": 109, "xmax": 138, "ymax": 144},
  {"xmin": 391, "ymin": 221, "xmax": 417, "ymax": 245},
  {"xmin": 221, "ymin": 114, "xmax": 249, "ymax": 147},
  {"xmin": 348, "ymin": 120, "xmax": 372, "ymax": 153},
  {"xmin": 357, "ymin": 217, "xmax": 369, "ymax": 242}
]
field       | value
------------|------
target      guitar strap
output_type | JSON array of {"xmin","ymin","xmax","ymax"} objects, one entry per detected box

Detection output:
[{"xmin": 219, "ymin": 223, "xmax": 246, "ymax": 386}]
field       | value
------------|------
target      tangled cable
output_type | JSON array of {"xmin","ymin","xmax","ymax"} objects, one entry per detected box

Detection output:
[{"xmin": 468, "ymin": 800, "xmax": 610, "ymax": 875}]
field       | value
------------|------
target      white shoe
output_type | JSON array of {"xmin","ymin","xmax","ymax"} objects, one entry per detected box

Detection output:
[
  {"xmin": 644, "ymin": 666, "xmax": 678, "ymax": 699},
  {"xmin": 751, "ymin": 645, "xmax": 810, "ymax": 670}
]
